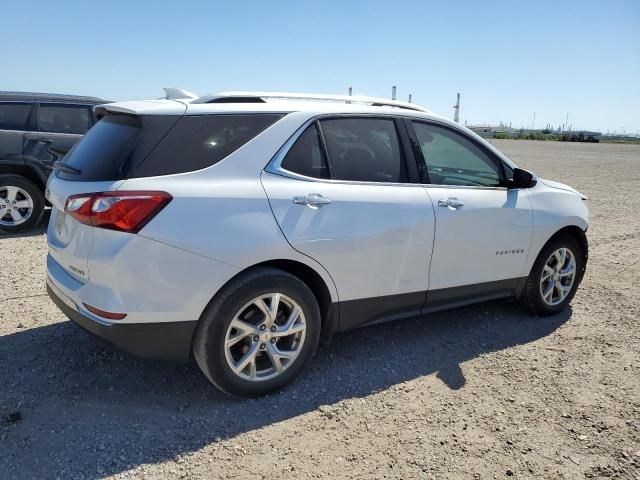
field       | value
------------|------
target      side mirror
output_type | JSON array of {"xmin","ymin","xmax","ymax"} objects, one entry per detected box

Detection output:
[{"xmin": 510, "ymin": 167, "xmax": 537, "ymax": 189}]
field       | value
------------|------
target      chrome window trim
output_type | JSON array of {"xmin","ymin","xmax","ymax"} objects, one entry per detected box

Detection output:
[
  {"xmin": 423, "ymin": 184, "xmax": 507, "ymax": 191},
  {"xmin": 265, "ymin": 114, "xmax": 509, "ymax": 191}
]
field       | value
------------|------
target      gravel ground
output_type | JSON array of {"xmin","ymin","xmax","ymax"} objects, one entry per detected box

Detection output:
[{"xmin": 1, "ymin": 140, "xmax": 639, "ymax": 479}]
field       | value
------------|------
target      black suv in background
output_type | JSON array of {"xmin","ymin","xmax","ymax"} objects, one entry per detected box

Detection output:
[{"xmin": 0, "ymin": 92, "xmax": 109, "ymax": 233}]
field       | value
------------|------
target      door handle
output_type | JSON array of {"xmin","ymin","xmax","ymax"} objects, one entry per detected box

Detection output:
[
  {"xmin": 293, "ymin": 193, "xmax": 332, "ymax": 208},
  {"xmin": 438, "ymin": 197, "xmax": 464, "ymax": 209}
]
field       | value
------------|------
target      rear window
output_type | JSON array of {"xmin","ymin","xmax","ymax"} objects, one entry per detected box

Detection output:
[
  {"xmin": 0, "ymin": 103, "xmax": 32, "ymax": 130},
  {"xmin": 56, "ymin": 115, "xmax": 179, "ymax": 181},
  {"xmin": 56, "ymin": 113, "xmax": 282, "ymax": 181},
  {"xmin": 132, "ymin": 114, "xmax": 283, "ymax": 178}
]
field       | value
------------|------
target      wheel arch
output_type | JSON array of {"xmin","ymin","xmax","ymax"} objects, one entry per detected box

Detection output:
[
  {"xmin": 250, "ymin": 259, "xmax": 338, "ymax": 342},
  {"xmin": 529, "ymin": 224, "xmax": 588, "ymax": 282},
  {"xmin": 198, "ymin": 258, "xmax": 339, "ymax": 344},
  {"xmin": 547, "ymin": 225, "xmax": 588, "ymax": 264},
  {"xmin": 0, "ymin": 164, "xmax": 47, "ymax": 191}
]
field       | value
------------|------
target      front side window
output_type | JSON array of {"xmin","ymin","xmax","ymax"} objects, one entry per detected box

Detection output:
[
  {"xmin": 412, "ymin": 122, "xmax": 502, "ymax": 187},
  {"xmin": 320, "ymin": 118, "xmax": 407, "ymax": 183},
  {"xmin": 38, "ymin": 104, "xmax": 92, "ymax": 134},
  {"xmin": 0, "ymin": 103, "xmax": 33, "ymax": 130}
]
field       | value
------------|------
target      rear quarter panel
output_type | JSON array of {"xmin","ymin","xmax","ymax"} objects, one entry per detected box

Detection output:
[
  {"xmin": 85, "ymin": 230, "xmax": 241, "ymax": 323},
  {"xmin": 118, "ymin": 111, "xmax": 339, "ymax": 302}
]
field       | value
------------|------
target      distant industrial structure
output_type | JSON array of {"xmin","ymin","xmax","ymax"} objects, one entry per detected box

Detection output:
[
  {"xmin": 345, "ymin": 87, "xmax": 636, "ymax": 142},
  {"xmin": 453, "ymin": 93, "xmax": 460, "ymax": 123}
]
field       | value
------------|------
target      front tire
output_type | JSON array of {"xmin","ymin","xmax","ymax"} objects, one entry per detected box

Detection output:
[
  {"xmin": 0, "ymin": 175, "xmax": 44, "ymax": 234},
  {"xmin": 193, "ymin": 267, "xmax": 321, "ymax": 398},
  {"xmin": 521, "ymin": 233, "xmax": 585, "ymax": 316}
]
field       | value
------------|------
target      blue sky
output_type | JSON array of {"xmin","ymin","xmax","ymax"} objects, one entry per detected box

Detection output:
[{"xmin": 3, "ymin": 0, "xmax": 639, "ymax": 133}]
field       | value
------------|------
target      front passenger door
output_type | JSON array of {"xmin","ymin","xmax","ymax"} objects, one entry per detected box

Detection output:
[{"xmin": 408, "ymin": 120, "xmax": 533, "ymax": 300}]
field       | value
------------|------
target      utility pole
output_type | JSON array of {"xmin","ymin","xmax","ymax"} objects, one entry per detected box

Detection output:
[
  {"xmin": 453, "ymin": 93, "xmax": 460, "ymax": 123},
  {"xmin": 408, "ymin": 93, "xmax": 412, "ymax": 103},
  {"xmin": 532, "ymin": 112, "xmax": 536, "ymax": 129},
  {"xmin": 565, "ymin": 113, "xmax": 570, "ymax": 133},
  {"xmin": 391, "ymin": 86, "xmax": 397, "ymax": 100}
]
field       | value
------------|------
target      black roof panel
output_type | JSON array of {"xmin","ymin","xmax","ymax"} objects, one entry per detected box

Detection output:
[{"xmin": 0, "ymin": 91, "xmax": 110, "ymax": 104}]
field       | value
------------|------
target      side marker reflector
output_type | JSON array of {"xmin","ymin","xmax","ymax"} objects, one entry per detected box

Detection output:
[{"xmin": 83, "ymin": 303, "xmax": 127, "ymax": 320}]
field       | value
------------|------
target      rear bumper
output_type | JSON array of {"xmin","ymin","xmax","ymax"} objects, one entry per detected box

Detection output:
[{"xmin": 47, "ymin": 283, "xmax": 197, "ymax": 362}]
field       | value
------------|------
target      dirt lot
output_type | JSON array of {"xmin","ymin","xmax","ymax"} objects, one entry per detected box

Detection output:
[{"xmin": 1, "ymin": 140, "xmax": 639, "ymax": 479}]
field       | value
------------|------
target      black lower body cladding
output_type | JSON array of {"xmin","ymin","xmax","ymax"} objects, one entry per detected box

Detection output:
[{"xmin": 47, "ymin": 284, "xmax": 197, "ymax": 362}]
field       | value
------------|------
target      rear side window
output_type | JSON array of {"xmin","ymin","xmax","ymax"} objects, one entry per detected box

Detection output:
[
  {"xmin": 133, "ymin": 114, "xmax": 283, "ymax": 177},
  {"xmin": 0, "ymin": 103, "xmax": 32, "ymax": 130},
  {"xmin": 281, "ymin": 124, "xmax": 329, "ymax": 179},
  {"xmin": 56, "ymin": 113, "xmax": 282, "ymax": 181},
  {"xmin": 319, "ymin": 118, "xmax": 407, "ymax": 183},
  {"xmin": 38, "ymin": 104, "xmax": 92, "ymax": 134}
]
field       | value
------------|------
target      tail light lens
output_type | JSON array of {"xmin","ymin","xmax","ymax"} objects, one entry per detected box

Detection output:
[{"xmin": 64, "ymin": 191, "xmax": 172, "ymax": 233}]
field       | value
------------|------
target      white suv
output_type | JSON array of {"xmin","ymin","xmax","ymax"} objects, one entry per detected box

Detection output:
[{"xmin": 46, "ymin": 92, "xmax": 589, "ymax": 397}]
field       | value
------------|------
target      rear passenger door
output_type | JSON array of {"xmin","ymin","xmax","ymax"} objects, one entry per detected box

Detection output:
[
  {"xmin": 24, "ymin": 103, "xmax": 93, "ymax": 178},
  {"xmin": 261, "ymin": 116, "xmax": 435, "ymax": 330},
  {"xmin": 0, "ymin": 102, "xmax": 33, "ymax": 166}
]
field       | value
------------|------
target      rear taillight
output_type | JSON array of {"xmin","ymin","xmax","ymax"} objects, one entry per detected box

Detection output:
[{"xmin": 64, "ymin": 191, "xmax": 172, "ymax": 233}]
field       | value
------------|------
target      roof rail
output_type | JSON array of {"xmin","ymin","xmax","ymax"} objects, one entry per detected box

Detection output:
[
  {"xmin": 193, "ymin": 91, "xmax": 430, "ymax": 113},
  {"xmin": 0, "ymin": 91, "xmax": 108, "ymax": 103}
]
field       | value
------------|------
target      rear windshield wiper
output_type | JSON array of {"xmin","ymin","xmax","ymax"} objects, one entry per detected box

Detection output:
[{"xmin": 53, "ymin": 161, "xmax": 82, "ymax": 175}]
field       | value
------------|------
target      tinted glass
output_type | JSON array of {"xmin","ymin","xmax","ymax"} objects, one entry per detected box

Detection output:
[
  {"xmin": 133, "ymin": 114, "xmax": 283, "ymax": 177},
  {"xmin": 0, "ymin": 103, "xmax": 32, "ymax": 130},
  {"xmin": 281, "ymin": 124, "xmax": 329, "ymax": 179},
  {"xmin": 412, "ymin": 122, "xmax": 502, "ymax": 187},
  {"xmin": 38, "ymin": 104, "xmax": 92, "ymax": 134},
  {"xmin": 319, "ymin": 118, "xmax": 406, "ymax": 183},
  {"xmin": 57, "ymin": 115, "xmax": 142, "ymax": 181}
]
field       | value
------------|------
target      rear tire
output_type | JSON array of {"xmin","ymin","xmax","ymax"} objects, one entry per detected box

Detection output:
[
  {"xmin": 0, "ymin": 175, "xmax": 44, "ymax": 234},
  {"xmin": 520, "ymin": 233, "xmax": 585, "ymax": 316},
  {"xmin": 193, "ymin": 267, "xmax": 321, "ymax": 398}
]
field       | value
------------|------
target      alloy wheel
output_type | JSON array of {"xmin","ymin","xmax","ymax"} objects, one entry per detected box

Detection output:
[
  {"xmin": 224, "ymin": 293, "xmax": 307, "ymax": 382},
  {"xmin": 539, "ymin": 247, "xmax": 576, "ymax": 306},
  {"xmin": 0, "ymin": 185, "xmax": 34, "ymax": 227}
]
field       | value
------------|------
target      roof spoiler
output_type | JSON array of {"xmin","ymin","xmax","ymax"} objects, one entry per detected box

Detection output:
[
  {"xmin": 93, "ymin": 104, "xmax": 138, "ymax": 119},
  {"xmin": 162, "ymin": 87, "xmax": 198, "ymax": 100}
]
